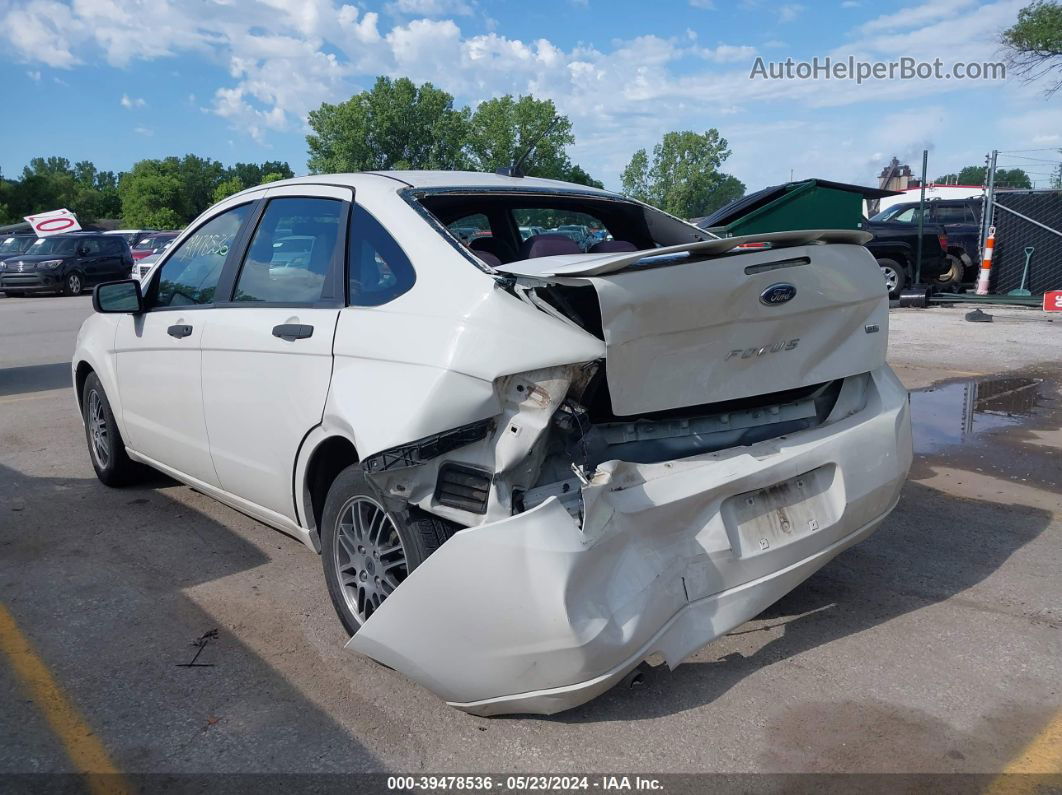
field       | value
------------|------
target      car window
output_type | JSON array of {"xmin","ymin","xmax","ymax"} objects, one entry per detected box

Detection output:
[
  {"xmin": 447, "ymin": 214, "xmax": 490, "ymax": 243},
  {"xmin": 102, "ymin": 237, "xmax": 125, "ymax": 255},
  {"xmin": 232, "ymin": 197, "xmax": 342, "ymax": 304},
  {"xmin": 933, "ymin": 206, "xmax": 969, "ymax": 223},
  {"xmin": 348, "ymin": 205, "xmax": 415, "ymax": 307},
  {"xmin": 154, "ymin": 204, "xmax": 251, "ymax": 307},
  {"xmin": 28, "ymin": 237, "xmax": 76, "ymax": 255},
  {"xmin": 79, "ymin": 238, "xmax": 102, "ymax": 255},
  {"xmin": 512, "ymin": 208, "xmax": 609, "ymax": 249}
]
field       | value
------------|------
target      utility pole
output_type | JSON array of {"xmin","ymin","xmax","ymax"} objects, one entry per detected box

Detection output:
[
  {"xmin": 915, "ymin": 149, "xmax": 928, "ymax": 284},
  {"xmin": 979, "ymin": 149, "xmax": 998, "ymax": 257}
]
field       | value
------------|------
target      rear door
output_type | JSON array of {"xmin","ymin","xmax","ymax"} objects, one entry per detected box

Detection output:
[
  {"xmin": 98, "ymin": 236, "xmax": 128, "ymax": 281},
  {"xmin": 75, "ymin": 237, "xmax": 106, "ymax": 285},
  {"xmin": 200, "ymin": 185, "xmax": 350, "ymax": 522}
]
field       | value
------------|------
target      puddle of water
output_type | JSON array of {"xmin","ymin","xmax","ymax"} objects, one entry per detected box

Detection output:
[{"xmin": 909, "ymin": 376, "xmax": 1046, "ymax": 454}]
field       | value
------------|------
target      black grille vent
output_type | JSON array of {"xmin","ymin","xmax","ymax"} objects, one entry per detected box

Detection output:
[{"xmin": 434, "ymin": 463, "xmax": 492, "ymax": 514}]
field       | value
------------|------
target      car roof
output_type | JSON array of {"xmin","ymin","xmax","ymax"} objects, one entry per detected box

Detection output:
[{"xmin": 231, "ymin": 170, "xmax": 616, "ymax": 197}]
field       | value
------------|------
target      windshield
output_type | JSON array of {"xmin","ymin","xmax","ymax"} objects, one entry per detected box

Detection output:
[
  {"xmin": 27, "ymin": 237, "xmax": 77, "ymax": 256},
  {"xmin": 870, "ymin": 205, "xmax": 921, "ymax": 223},
  {"xmin": 134, "ymin": 234, "xmax": 172, "ymax": 250},
  {"xmin": 0, "ymin": 237, "xmax": 28, "ymax": 253}
]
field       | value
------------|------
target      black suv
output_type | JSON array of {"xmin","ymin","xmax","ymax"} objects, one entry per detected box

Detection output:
[{"xmin": 0, "ymin": 232, "xmax": 133, "ymax": 297}]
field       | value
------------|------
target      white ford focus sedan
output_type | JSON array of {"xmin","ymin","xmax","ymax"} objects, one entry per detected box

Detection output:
[{"xmin": 73, "ymin": 171, "xmax": 912, "ymax": 715}]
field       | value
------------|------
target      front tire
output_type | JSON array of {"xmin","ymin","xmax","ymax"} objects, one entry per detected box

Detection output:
[
  {"xmin": 63, "ymin": 271, "xmax": 85, "ymax": 296},
  {"xmin": 82, "ymin": 373, "xmax": 139, "ymax": 486},
  {"xmin": 321, "ymin": 465, "xmax": 457, "ymax": 635}
]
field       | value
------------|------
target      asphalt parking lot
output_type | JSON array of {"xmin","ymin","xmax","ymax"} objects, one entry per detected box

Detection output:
[{"xmin": 1, "ymin": 294, "xmax": 1059, "ymax": 779}]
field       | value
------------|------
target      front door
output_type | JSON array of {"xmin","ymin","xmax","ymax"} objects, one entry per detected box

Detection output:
[
  {"xmin": 201, "ymin": 186, "xmax": 349, "ymax": 522},
  {"xmin": 115, "ymin": 201, "xmax": 257, "ymax": 486}
]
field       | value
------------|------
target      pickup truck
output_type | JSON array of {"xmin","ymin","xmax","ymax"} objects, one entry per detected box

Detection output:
[
  {"xmin": 861, "ymin": 214, "xmax": 951, "ymax": 297},
  {"xmin": 869, "ymin": 198, "xmax": 981, "ymax": 286}
]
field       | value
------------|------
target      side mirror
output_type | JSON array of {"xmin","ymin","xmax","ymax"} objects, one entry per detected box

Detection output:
[{"xmin": 93, "ymin": 279, "xmax": 144, "ymax": 314}]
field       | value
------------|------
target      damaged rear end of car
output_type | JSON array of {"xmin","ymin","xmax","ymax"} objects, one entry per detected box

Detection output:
[{"xmin": 339, "ymin": 182, "xmax": 912, "ymax": 716}]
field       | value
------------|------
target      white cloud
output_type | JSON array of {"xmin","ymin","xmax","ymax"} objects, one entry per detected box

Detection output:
[
  {"xmin": 689, "ymin": 0, "xmax": 716, "ymax": 8},
  {"xmin": 859, "ymin": 0, "xmax": 977, "ymax": 33},
  {"xmin": 777, "ymin": 3, "xmax": 805, "ymax": 22},
  {"xmin": 26, "ymin": 69, "xmax": 41, "ymax": 81},
  {"xmin": 120, "ymin": 93, "xmax": 146, "ymax": 109},
  {"xmin": 385, "ymin": 0, "xmax": 473, "ymax": 16},
  {"xmin": 133, "ymin": 126, "xmax": 152, "ymax": 136},
  {"xmin": 699, "ymin": 44, "xmax": 758, "ymax": 63}
]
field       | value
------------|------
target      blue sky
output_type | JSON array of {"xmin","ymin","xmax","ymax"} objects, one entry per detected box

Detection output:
[{"xmin": 0, "ymin": 0, "xmax": 1057, "ymax": 192}]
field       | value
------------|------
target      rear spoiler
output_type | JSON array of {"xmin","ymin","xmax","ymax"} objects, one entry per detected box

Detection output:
[{"xmin": 496, "ymin": 229, "xmax": 873, "ymax": 278}]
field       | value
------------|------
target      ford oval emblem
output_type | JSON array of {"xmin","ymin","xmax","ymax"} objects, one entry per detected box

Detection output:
[{"xmin": 760, "ymin": 283, "xmax": 797, "ymax": 306}]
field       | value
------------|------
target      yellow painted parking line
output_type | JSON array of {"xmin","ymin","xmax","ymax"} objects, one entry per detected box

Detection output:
[
  {"xmin": 0, "ymin": 604, "xmax": 127, "ymax": 794},
  {"xmin": 0, "ymin": 390, "xmax": 67, "ymax": 405},
  {"xmin": 986, "ymin": 709, "xmax": 1062, "ymax": 794}
]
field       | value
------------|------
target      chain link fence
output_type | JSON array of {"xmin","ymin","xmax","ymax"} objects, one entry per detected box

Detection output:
[{"xmin": 988, "ymin": 190, "xmax": 1062, "ymax": 295}]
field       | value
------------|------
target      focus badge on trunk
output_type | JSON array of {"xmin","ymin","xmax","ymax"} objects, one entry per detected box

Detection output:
[{"xmin": 760, "ymin": 283, "xmax": 797, "ymax": 305}]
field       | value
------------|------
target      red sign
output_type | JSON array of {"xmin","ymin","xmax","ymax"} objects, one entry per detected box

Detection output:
[{"xmin": 1044, "ymin": 291, "xmax": 1062, "ymax": 312}]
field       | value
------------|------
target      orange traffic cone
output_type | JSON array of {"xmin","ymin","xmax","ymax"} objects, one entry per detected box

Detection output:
[{"xmin": 976, "ymin": 226, "xmax": 996, "ymax": 296}]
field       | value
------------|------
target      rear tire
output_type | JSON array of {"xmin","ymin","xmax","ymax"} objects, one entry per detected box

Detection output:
[
  {"xmin": 82, "ymin": 372, "xmax": 140, "ymax": 487},
  {"xmin": 878, "ymin": 258, "xmax": 907, "ymax": 299},
  {"xmin": 63, "ymin": 271, "xmax": 85, "ymax": 296},
  {"xmin": 934, "ymin": 254, "xmax": 964, "ymax": 287},
  {"xmin": 321, "ymin": 465, "xmax": 458, "ymax": 635}
]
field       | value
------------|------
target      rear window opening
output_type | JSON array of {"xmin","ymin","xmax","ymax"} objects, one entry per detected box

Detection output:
[{"xmin": 406, "ymin": 187, "xmax": 710, "ymax": 266}]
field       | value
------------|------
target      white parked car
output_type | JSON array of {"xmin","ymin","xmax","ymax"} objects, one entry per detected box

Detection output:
[{"xmin": 73, "ymin": 172, "xmax": 912, "ymax": 716}]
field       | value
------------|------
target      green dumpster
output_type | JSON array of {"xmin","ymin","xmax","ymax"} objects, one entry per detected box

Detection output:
[{"xmin": 695, "ymin": 178, "xmax": 898, "ymax": 236}]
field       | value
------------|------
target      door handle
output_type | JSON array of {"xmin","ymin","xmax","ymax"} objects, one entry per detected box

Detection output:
[
  {"xmin": 272, "ymin": 323, "xmax": 314, "ymax": 341},
  {"xmin": 167, "ymin": 324, "xmax": 193, "ymax": 339}
]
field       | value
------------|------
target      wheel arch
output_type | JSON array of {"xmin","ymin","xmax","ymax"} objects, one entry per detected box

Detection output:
[
  {"xmin": 74, "ymin": 360, "xmax": 95, "ymax": 413},
  {"xmin": 295, "ymin": 429, "xmax": 360, "ymax": 552}
]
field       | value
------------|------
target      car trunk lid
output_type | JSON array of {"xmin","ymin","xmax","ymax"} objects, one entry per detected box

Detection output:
[{"xmin": 498, "ymin": 232, "xmax": 887, "ymax": 416}]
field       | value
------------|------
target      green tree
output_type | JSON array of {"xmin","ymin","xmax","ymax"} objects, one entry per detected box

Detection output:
[
  {"xmin": 935, "ymin": 166, "xmax": 1032, "ymax": 189},
  {"xmin": 1002, "ymin": 0, "xmax": 1062, "ymax": 94},
  {"xmin": 464, "ymin": 95, "xmax": 602, "ymax": 187},
  {"xmin": 620, "ymin": 149, "xmax": 650, "ymax": 202},
  {"xmin": 212, "ymin": 176, "xmax": 245, "ymax": 204},
  {"xmin": 620, "ymin": 130, "xmax": 745, "ymax": 218},
  {"xmin": 119, "ymin": 161, "xmax": 184, "ymax": 228},
  {"xmin": 307, "ymin": 76, "xmax": 469, "ymax": 173},
  {"xmin": 225, "ymin": 161, "xmax": 295, "ymax": 188}
]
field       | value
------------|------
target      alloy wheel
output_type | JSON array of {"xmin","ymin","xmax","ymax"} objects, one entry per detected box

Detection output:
[
  {"xmin": 87, "ymin": 390, "xmax": 110, "ymax": 469},
  {"xmin": 67, "ymin": 273, "xmax": 82, "ymax": 295},
  {"xmin": 333, "ymin": 495, "xmax": 407, "ymax": 626},
  {"xmin": 881, "ymin": 265, "xmax": 899, "ymax": 294}
]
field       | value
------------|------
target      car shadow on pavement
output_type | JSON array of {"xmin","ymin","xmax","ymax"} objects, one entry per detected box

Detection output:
[
  {"xmin": 0, "ymin": 363, "xmax": 72, "ymax": 397},
  {"xmin": 0, "ymin": 462, "xmax": 380, "ymax": 774},
  {"xmin": 548, "ymin": 480, "xmax": 1055, "ymax": 723}
]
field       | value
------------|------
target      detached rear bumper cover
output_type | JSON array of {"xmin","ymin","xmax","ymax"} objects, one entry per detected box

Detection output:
[{"xmin": 348, "ymin": 367, "xmax": 912, "ymax": 715}]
